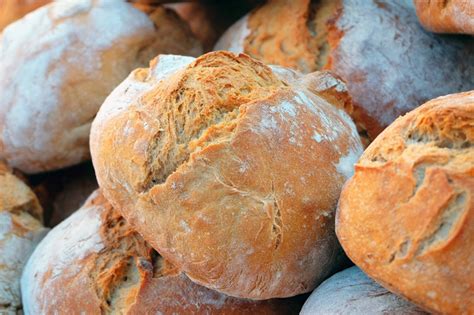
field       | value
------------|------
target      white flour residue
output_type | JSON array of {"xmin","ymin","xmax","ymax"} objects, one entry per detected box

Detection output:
[
  {"xmin": 21, "ymin": 195, "xmax": 104, "ymax": 314},
  {"xmin": 151, "ymin": 55, "xmax": 195, "ymax": 82},
  {"xmin": 214, "ymin": 15, "xmax": 250, "ymax": 53},
  {"xmin": 312, "ymin": 132, "xmax": 323, "ymax": 143},
  {"xmin": 334, "ymin": 145, "xmax": 362, "ymax": 179}
]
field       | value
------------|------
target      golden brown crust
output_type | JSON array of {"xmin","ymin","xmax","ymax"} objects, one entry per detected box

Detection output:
[
  {"xmin": 414, "ymin": 0, "xmax": 474, "ymax": 35},
  {"xmin": 336, "ymin": 91, "xmax": 474, "ymax": 314},
  {"xmin": 21, "ymin": 190, "xmax": 303, "ymax": 314},
  {"xmin": 215, "ymin": 0, "xmax": 474, "ymax": 141},
  {"xmin": 91, "ymin": 51, "xmax": 362, "ymax": 299},
  {"xmin": 0, "ymin": 0, "xmax": 50, "ymax": 31}
]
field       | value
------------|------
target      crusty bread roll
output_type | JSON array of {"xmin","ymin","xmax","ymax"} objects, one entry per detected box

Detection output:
[
  {"xmin": 0, "ymin": 0, "xmax": 50, "ymax": 31},
  {"xmin": 0, "ymin": 0, "xmax": 201, "ymax": 174},
  {"xmin": 0, "ymin": 161, "xmax": 48, "ymax": 313},
  {"xmin": 90, "ymin": 51, "xmax": 363, "ymax": 299},
  {"xmin": 21, "ymin": 190, "xmax": 302, "ymax": 314},
  {"xmin": 336, "ymin": 91, "xmax": 474, "ymax": 314},
  {"xmin": 414, "ymin": 0, "xmax": 474, "ymax": 35},
  {"xmin": 300, "ymin": 266, "xmax": 427, "ymax": 314},
  {"xmin": 215, "ymin": 0, "xmax": 474, "ymax": 140}
]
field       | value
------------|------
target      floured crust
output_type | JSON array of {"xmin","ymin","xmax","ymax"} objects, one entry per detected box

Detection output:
[
  {"xmin": 336, "ymin": 91, "xmax": 474, "ymax": 314},
  {"xmin": 0, "ymin": 161, "xmax": 47, "ymax": 313},
  {"xmin": 414, "ymin": 0, "xmax": 474, "ymax": 35},
  {"xmin": 21, "ymin": 190, "xmax": 302, "ymax": 314},
  {"xmin": 215, "ymin": 0, "xmax": 474, "ymax": 141},
  {"xmin": 300, "ymin": 267, "xmax": 427, "ymax": 314},
  {"xmin": 0, "ymin": 0, "xmax": 201, "ymax": 174},
  {"xmin": 91, "ymin": 51, "xmax": 363, "ymax": 299}
]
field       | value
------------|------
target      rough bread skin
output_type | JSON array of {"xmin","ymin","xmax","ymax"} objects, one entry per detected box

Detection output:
[
  {"xmin": 0, "ymin": 161, "xmax": 48, "ymax": 314},
  {"xmin": 0, "ymin": 0, "xmax": 201, "ymax": 174},
  {"xmin": 300, "ymin": 267, "xmax": 427, "ymax": 315},
  {"xmin": 336, "ymin": 91, "xmax": 474, "ymax": 314},
  {"xmin": 215, "ymin": 0, "xmax": 474, "ymax": 140},
  {"xmin": 414, "ymin": 0, "xmax": 474, "ymax": 35},
  {"xmin": 91, "ymin": 51, "xmax": 363, "ymax": 299},
  {"xmin": 21, "ymin": 190, "xmax": 302, "ymax": 314}
]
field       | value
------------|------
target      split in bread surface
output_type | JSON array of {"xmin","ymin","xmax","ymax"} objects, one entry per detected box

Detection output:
[
  {"xmin": 215, "ymin": 0, "xmax": 474, "ymax": 140},
  {"xmin": 0, "ymin": 161, "xmax": 48, "ymax": 313},
  {"xmin": 21, "ymin": 190, "xmax": 301, "ymax": 315},
  {"xmin": 91, "ymin": 51, "xmax": 363, "ymax": 299},
  {"xmin": 336, "ymin": 90, "xmax": 474, "ymax": 314},
  {"xmin": 0, "ymin": 0, "xmax": 201, "ymax": 174}
]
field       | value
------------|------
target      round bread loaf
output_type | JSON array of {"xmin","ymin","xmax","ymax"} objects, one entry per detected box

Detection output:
[
  {"xmin": 414, "ymin": 0, "xmax": 474, "ymax": 35},
  {"xmin": 0, "ymin": 0, "xmax": 201, "ymax": 174},
  {"xmin": 300, "ymin": 266, "xmax": 427, "ymax": 314},
  {"xmin": 336, "ymin": 91, "xmax": 474, "ymax": 314},
  {"xmin": 0, "ymin": 161, "xmax": 48, "ymax": 313},
  {"xmin": 21, "ymin": 190, "xmax": 301, "ymax": 314},
  {"xmin": 91, "ymin": 51, "xmax": 363, "ymax": 299},
  {"xmin": 215, "ymin": 0, "xmax": 474, "ymax": 140}
]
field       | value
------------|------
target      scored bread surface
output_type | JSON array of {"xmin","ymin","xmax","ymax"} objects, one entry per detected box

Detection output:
[
  {"xmin": 91, "ymin": 51, "xmax": 363, "ymax": 299},
  {"xmin": 336, "ymin": 91, "xmax": 474, "ymax": 314}
]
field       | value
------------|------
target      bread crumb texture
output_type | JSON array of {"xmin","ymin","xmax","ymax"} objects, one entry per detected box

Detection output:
[
  {"xmin": 21, "ymin": 190, "xmax": 301, "ymax": 314},
  {"xmin": 337, "ymin": 91, "xmax": 474, "ymax": 314},
  {"xmin": 0, "ymin": 0, "xmax": 201, "ymax": 174},
  {"xmin": 0, "ymin": 162, "xmax": 47, "ymax": 313},
  {"xmin": 91, "ymin": 51, "xmax": 362, "ymax": 299}
]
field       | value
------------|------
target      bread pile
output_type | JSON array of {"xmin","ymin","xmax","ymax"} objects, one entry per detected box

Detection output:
[{"xmin": 0, "ymin": 0, "xmax": 473, "ymax": 314}]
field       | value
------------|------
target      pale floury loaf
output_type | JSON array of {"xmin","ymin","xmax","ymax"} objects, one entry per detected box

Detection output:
[
  {"xmin": 337, "ymin": 91, "xmax": 474, "ymax": 314},
  {"xmin": 0, "ymin": 0, "xmax": 201, "ymax": 173},
  {"xmin": 91, "ymin": 51, "xmax": 363, "ymax": 299},
  {"xmin": 300, "ymin": 267, "xmax": 427, "ymax": 314}
]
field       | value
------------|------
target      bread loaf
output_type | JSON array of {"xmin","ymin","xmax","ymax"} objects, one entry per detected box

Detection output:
[
  {"xmin": 0, "ymin": 0, "xmax": 201, "ymax": 174},
  {"xmin": 215, "ymin": 0, "xmax": 474, "ymax": 140},
  {"xmin": 0, "ymin": 161, "xmax": 48, "ymax": 313},
  {"xmin": 21, "ymin": 190, "xmax": 302, "ymax": 314},
  {"xmin": 336, "ymin": 91, "xmax": 474, "ymax": 314},
  {"xmin": 91, "ymin": 51, "xmax": 363, "ymax": 299},
  {"xmin": 414, "ymin": 0, "xmax": 474, "ymax": 35},
  {"xmin": 300, "ymin": 266, "xmax": 427, "ymax": 314}
]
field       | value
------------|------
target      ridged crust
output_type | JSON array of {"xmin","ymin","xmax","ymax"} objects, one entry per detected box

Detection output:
[
  {"xmin": 336, "ymin": 91, "xmax": 474, "ymax": 314},
  {"xmin": 414, "ymin": 0, "xmax": 474, "ymax": 35},
  {"xmin": 91, "ymin": 51, "xmax": 362, "ymax": 299},
  {"xmin": 21, "ymin": 190, "xmax": 302, "ymax": 314},
  {"xmin": 0, "ymin": 0, "xmax": 201, "ymax": 173}
]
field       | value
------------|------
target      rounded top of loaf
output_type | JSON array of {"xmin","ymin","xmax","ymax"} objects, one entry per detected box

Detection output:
[
  {"xmin": 91, "ymin": 51, "xmax": 362, "ymax": 299},
  {"xmin": 21, "ymin": 189, "xmax": 301, "ymax": 314},
  {"xmin": 300, "ymin": 266, "xmax": 427, "ymax": 315},
  {"xmin": 336, "ymin": 91, "xmax": 474, "ymax": 314},
  {"xmin": 0, "ymin": 0, "xmax": 201, "ymax": 174}
]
